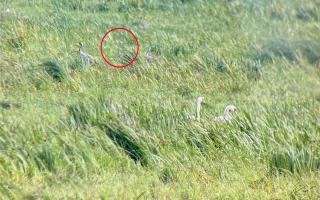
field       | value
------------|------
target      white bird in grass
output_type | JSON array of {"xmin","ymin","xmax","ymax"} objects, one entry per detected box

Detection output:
[
  {"xmin": 144, "ymin": 51, "xmax": 154, "ymax": 64},
  {"xmin": 79, "ymin": 42, "xmax": 94, "ymax": 66},
  {"xmin": 214, "ymin": 104, "xmax": 237, "ymax": 122},
  {"xmin": 187, "ymin": 96, "xmax": 205, "ymax": 122}
]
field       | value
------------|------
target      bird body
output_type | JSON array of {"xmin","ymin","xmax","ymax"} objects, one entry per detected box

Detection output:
[
  {"xmin": 214, "ymin": 114, "xmax": 231, "ymax": 121},
  {"xmin": 214, "ymin": 104, "xmax": 237, "ymax": 122},
  {"xmin": 187, "ymin": 98, "xmax": 237, "ymax": 123},
  {"xmin": 79, "ymin": 42, "xmax": 94, "ymax": 66},
  {"xmin": 144, "ymin": 52, "xmax": 153, "ymax": 64}
]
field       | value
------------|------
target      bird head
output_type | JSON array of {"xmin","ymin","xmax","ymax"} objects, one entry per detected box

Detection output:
[
  {"xmin": 79, "ymin": 42, "xmax": 84, "ymax": 47},
  {"xmin": 224, "ymin": 104, "xmax": 237, "ymax": 114},
  {"xmin": 197, "ymin": 96, "xmax": 205, "ymax": 104}
]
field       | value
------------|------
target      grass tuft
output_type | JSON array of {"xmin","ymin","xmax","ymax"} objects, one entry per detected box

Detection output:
[
  {"xmin": 43, "ymin": 61, "xmax": 68, "ymax": 82},
  {"xmin": 256, "ymin": 38, "xmax": 298, "ymax": 63},
  {"xmin": 98, "ymin": 114, "xmax": 149, "ymax": 166},
  {"xmin": 294, "ymin": 39, "xmax": 320, "ymax": 65},
  {"xmin": 35, "ymin": 144, "xmax": 57, "ymax": 172},
  {"xmin": 270, "ymin": 148, "xmax": 320, "ymax": 174},
  {"xmin": 296, "ymin": 6, "xmax": 318, "ymax": 21},
  {"xmin": 90, "ymin": 1, "xmax": 109, "ymax": 12},
  {"xmin": 256, "ymin": 38, "xmax": 320, "ymax": 66},
  {"xmin": 160, "ymin": 167, "xmax": 178, "ymax": 184}
]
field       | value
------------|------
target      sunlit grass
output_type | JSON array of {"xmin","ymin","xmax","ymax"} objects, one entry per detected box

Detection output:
[{"xmin": 0, "ymin": 0, "xmax": 319, "ymax": 199}]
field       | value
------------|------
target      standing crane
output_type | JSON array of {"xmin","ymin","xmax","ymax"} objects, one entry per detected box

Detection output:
[{"xmin": 79, "ymin": 42, "xmax": 94, "ymax": 66}]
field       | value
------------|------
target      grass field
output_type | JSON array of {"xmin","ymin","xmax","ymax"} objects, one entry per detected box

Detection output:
[{"xmin": 0, "ymin": 0, "xmax": 320, "ymax": 199}]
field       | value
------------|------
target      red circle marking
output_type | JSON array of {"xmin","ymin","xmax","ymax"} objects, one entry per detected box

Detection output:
[{"xmin": 100, "ymin": 27, "xmax": 140, "ymax": 69}]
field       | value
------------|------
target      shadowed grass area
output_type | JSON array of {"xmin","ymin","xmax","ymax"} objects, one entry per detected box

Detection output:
[
  {"xmin": 99, "ymin": 119, "xmax": 149, "ymax": 166},
  {"xmin": 255, "ymin": 38, "xmax": 320, "ymax": 65},
  {"xmin": 271, "ymin": 148, "xmax": 320, "ymax": 174},
  {"xmin": 68, "ymin": 99, "xmax": 149, "ymax": 165},
  {"xmin": 43, "ymin": 61, "xmax": 68, "ymax": 82}
]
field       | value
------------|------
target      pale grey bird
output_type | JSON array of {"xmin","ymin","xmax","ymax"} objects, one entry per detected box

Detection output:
[
  {"xmin": 214, "ymin": 104, "xmax": 237, "ymax": 122},
  {"xmin": 144, "ymin": 51, "xmax": 154, "ymax": 64},
  {"xmin": 79, "ymin": 42, "xmax": 94, "ymax": 66},
  {"xmin": 187, "ymin": 96, "xmax": 205, "ymax": 122},
  {"xmin": 134, "ymin": 19, "xmax": 148, "ymax": 30}
]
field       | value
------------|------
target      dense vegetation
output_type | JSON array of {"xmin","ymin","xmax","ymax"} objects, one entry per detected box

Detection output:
[{"xmin": 0, "ymin": 0, "xmax": 319, "ymax": 199}]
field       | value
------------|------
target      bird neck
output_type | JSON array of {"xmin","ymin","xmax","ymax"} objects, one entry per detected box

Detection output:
[
  {"xmin": 223, "ymin": 113, "xmax": 231, "ymax": 121},
  {"xmin": 195, "ymin": 100, "xmax": 202, "ymax": 121}
]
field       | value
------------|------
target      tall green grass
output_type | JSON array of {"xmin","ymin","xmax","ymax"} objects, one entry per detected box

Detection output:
[{"xmin": 0, "ymin": 0, "xmax": 319, "ymax": 199}]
